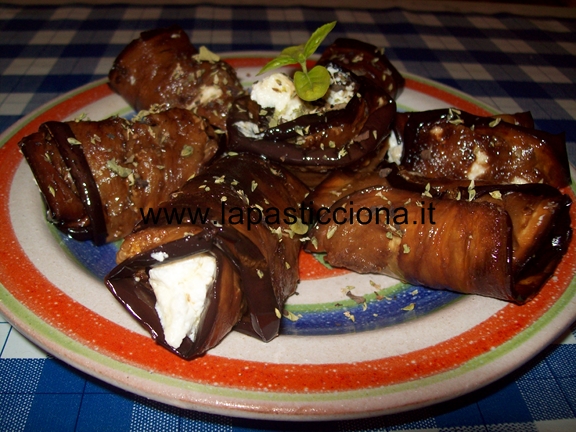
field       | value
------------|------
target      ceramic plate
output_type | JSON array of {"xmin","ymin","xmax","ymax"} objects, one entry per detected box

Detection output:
[{"xmin": 0, "ymin": 56, "xmax": 575, "ymax": 421}]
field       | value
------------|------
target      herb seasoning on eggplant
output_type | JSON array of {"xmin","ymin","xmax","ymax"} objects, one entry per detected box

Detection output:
[
  {"xmin": 19, "ymin": 108, "xmax": 219, "ymax": 244},
  {"xmin": 105, "ymin": 153, "xmax": 309, "ymax": 359}
]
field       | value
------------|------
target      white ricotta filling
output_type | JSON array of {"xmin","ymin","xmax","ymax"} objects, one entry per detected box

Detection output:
[
  {"xmin": 386, "ymin": 131, "xmax": 403, "ymax": 165},
  {"xmin": 197, "ymin": 85, "xmax": 223, "ymax": 105},
  {"xmin": 511, "ymin": 176, "xmax": 529, "ymax": 184},
  {"xmin": 234, "ymin": 120, "xmax": 263, "ymax": 139},
  {"xmin": 250, "ymin": 73, "xmax": 305, "ymax": 123},
  {"xmin": 324, "ymin": 65, "xmax": 355, "ymax": 107},
  {"xmin": 149, "ymin": 253, "xmax": 217, "ymax": 349},
  {"xmin": 467, "ymin": 147, "xmax": 489, "ymax": 180},
  {"xmin": 186, "ymin": 85, "xmax": 223, "ymax": 110},
  {"xmin": 236, "ymin": 69, "xmax": 356, "ymax": 138},
  {"xmin": 430, "ymin": 125, "xmax": 444, "ymax": 139},
  {"xmin": 325, "ymin": 88, "xmax": 354, "ymax": 107},
  {"xmin": 151, "ymin": 251, "xmax": 169, "ymax": 262},
  {"xmin": 250, "ymin": 69, "xmax": 355, "ymax": 121}
]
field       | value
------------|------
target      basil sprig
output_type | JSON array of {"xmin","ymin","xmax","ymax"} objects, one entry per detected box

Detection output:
[{"xmin": 257, "ymin": 21, "xmax": 337, "ymax": 101}]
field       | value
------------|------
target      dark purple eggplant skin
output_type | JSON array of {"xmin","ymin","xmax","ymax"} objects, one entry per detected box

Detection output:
[
  {"xmin": 106, "ymin": 153, "xmax": 309, "ymax": 359},
  {"xmin": 437, "ymin": 181, "xmax": 572, "ymax": 300},
  {"xmin": 226, "ymin": 71, "xmax": 396, "ymax": 172},
  {"xmin": 105, "ymin": 226, "xmax": 278, "ymax": 360},
  {"xmin": 144, "ymin": 153, "xmax": 307, "ymax": 319},
  {"xmin": 393, "ymin": 108, "xmax": 571, "ymax": 188},
  {"xmin": 19, "ymin": 121, "xmax": 108, "ymax": 245},
  {"xmin": 368, "ymin": 165, "xmax": 573, "ymax": 302},
  {"xmin": 106, "ymin": 232, "xmax": 225, "ymax": 360},
  {"xmin": 19, "ymin": 108, "xmax": 219, "ymax": 245},
  {"xmin": 305, "ymin": 161, "xmax": 572, "ymax": 303},
  {"xmin": 108, "ymin": 25, "xmax": 244, "ymax": 130},
  {"xmin": 306, "ymin": 184, "xmax": 516, "ymax": 301},
  {"xmin": 317, "ymin": 37, "xmax": 405, "ymax": 99}
]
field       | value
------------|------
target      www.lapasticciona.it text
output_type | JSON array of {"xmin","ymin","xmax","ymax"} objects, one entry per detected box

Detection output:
[{"xmin": 139, "ymin": 201, "xmax": 436, "ymax": 230}]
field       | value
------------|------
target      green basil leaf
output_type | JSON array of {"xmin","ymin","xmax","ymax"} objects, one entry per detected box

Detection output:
[
  {"xmin": 303, "ymin": 21, "xmax": 337, "ymax": 59},
  {"xmin": 294, "ymin": 65, "xmax": 331, "ymax": 101},
  {"xmin": 281, "ymin": 44, "xmax": 307, "ymax": 65},
  {"xmin": 257, "ymin": 54, "xmax": 297, "ymax": 75}
]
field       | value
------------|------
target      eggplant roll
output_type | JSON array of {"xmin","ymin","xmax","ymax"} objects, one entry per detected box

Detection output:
[
  {"xmin": 392, "ymin": 108, "xmax": 571, "ymax": 188},
  {"xmin": 108, "ymin": 26, "xmax": 245, "ymax": 130},
  {"xmin": 317, "ymin": 37, "xmax": 405, "ymax": 99},
  {"xmin": 305, "ymin": 169, "xmax": 391, "ymax": 215},
  {"xmin": 305, "ymin": 174, "xmax": 571, "ymax": 303},
  {"xmin": 105, "ymin": 153, "xmax": 309, "ymax": 359},
  {"xmin": 227, "ymin": 63, "xmax": 396, "ymax": 173},
  {"xmin": 19, "ymin": 108, "xmax": 219, "ymax": 244}
]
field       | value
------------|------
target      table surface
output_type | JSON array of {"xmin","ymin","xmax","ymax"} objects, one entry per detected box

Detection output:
[{"xmin": 1, "ymin": 2, "xmax": 576, "ymax": 431}]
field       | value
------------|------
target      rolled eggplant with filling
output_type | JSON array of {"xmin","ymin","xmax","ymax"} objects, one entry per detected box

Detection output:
[
  {"xmin": 19, "ymin": 107, "xmax": 219, "ymax": 244},
  {"xmin": 304, "ymin": 177, "xmax": 571, "ymax": 303},
  {"xmin": 105, "ymin": 153, "xmax": 309, "ymax": 359},
  {"xmin": 304, "ymin": 168, "xmax": 390, "ymax": 216},
  {"xmin": 108, "ymin": 26, "xmax": 245, "ymax": 130},
  {"xmin": 374, "ymin": 168, "xmax": 573, "ymax": 296},
  {"xmin": 390, "ymin": 108, "xmax": 571, "ymax": 188},
  {"xmin": 227, "ymin": 62, "xmax": 396, "ymax": 178}
]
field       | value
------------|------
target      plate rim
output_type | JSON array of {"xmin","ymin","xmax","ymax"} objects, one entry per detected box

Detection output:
[{"xmin": 1, "ymin": 56, "xmax": 575, "ymax": 421}]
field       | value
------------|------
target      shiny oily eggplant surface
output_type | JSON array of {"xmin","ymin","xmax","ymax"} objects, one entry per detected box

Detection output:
[
  {"xmin": 19, "ymin": 108, "xmax": 219, "ymax": 244},
  {"xmin": 305, "ymin": 171, "xmax": 572, "ymax": 303},
  {"xmin": 226, "ymin": 38, "xmax": 403, "ymax": 185},
  {"xmin": 317, "ymin": 37, "xmax": 405, "ymax": 100},
  {"xmin": 394, "ymin": 109, "xmax": 571, "ymax": 188},
  {"xmin": 106, "ymin": 153, "xmax": 309, "ymax": 359},
  {"xmin": 227, "ymin": 71, "xmax": 396, "ymax": 172},
  {"xmin": 108, "ymin": 26, "xmax": 245, "ymax": 131}
]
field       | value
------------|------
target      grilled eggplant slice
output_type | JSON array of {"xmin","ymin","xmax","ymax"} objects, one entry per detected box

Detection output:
[
  {"xmin": 19, "ymin": 108, "xmax": 219, "ymax": 244},
  {"xmin": 317, "ymin": 37, "xmax": 405, "ymax": 99},
  {"xmin": 305, "ymin": 172, "xmax": 571, "ymax": 303},
  {"xmin": 227, "ymin": 65, "xmax": 395, "ymax": 174},
  {"xmin": 108, "ymin": 26, "xmax": 245, "ymax": 130},
  {"xmin": 392, "ymin": 109, "xmax": 570, "ymax": 188},
  {"xmin": 106, "ymin": 153, "xmax": 309, "ymax": 359}
]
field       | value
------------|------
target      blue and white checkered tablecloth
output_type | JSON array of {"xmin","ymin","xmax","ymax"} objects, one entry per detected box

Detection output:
[{"xmin": 1, "ymin": 3, "xmax": 576, "ymax": 431}]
